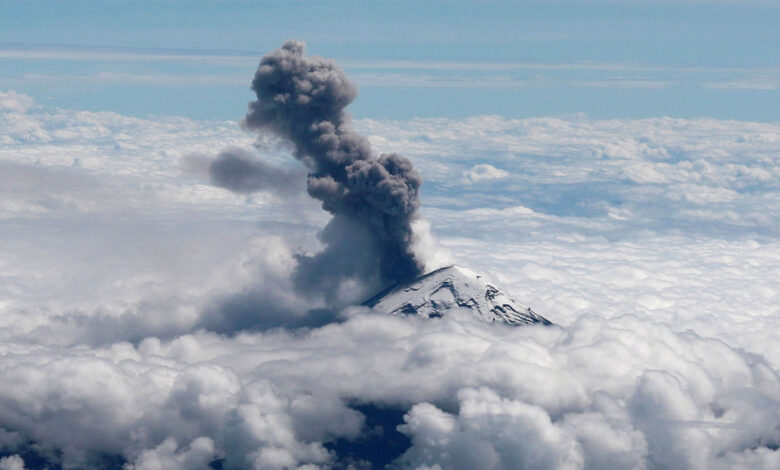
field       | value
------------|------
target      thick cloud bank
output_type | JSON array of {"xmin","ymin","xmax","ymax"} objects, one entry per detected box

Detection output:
[
  {"xmin": 1, "ymin": 314, "xmax": 778, "ymax": 469},
  {"xmin": 244, "ymin": 41, "xmax": 423, "ymax": 297},
  {"xmin": 1, "ymin": 90, "xmax": 779, "ymax": 469}
]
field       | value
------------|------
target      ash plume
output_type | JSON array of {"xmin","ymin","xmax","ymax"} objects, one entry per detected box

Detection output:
[
  {"xmin": 244, "ymin": 40, "xmax": 423, "ymax": 298},
  {"xmin": 209, "ymin": 147, "xmax": 302, "ymax": 196}
]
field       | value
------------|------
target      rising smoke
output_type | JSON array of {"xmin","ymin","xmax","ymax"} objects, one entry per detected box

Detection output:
[{"xmin": 243, "ymin": 40, "xmax": 424, "ymax": 301}]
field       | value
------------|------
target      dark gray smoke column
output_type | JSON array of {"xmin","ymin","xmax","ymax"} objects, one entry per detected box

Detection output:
[{"xmin": 244, "ymin": 40, "xmax": 423, "ymax": 294}]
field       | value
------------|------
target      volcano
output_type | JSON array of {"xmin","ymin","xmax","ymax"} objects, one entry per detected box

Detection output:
[{"xmin": 364, "ymin": 265, "xmax": 552, "ymax": 326}]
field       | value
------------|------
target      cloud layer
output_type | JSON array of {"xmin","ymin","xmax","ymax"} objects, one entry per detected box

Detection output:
[{"xmin": 1, "ymin": 91, "xmax": 779, "ymax": 468}]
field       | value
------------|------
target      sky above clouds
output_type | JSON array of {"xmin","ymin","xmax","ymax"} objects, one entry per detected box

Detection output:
[
  {"xmin": 1, "ymin": 0, "xmax": 779, "ymax": 120},
  {"xmin": 1, "ymin": 1, "xmax": 779, "ymax": 469}
]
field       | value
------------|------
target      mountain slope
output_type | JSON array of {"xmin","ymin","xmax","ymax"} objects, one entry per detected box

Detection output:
[{"xmin": 364, "ymin": 265, "xmax": 552, "ymax": 326}]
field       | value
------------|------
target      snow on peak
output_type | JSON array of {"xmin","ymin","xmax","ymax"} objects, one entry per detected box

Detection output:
[{"xmin": 364, "ymin": 265, "xmax": 552, "ymax": 326}]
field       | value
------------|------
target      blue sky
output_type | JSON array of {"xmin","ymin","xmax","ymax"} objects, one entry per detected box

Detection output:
[{"xmin": 1, "ymin": 0, "xmax": 778, "ymax": 121}]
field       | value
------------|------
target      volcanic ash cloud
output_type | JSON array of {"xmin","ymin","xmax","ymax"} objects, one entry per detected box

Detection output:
[{"xmin": 243, "ymin": 40, "xmax": 423, "ymax": 302}]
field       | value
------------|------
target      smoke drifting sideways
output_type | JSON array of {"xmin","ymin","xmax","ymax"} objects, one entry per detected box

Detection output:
[
  {"xmin": 243, "ymin": 40, "xmax": 424, "ymax": 303},
  {"xmin": 209, "ymin": 147, "xmax": 302, "ymax": 196}
]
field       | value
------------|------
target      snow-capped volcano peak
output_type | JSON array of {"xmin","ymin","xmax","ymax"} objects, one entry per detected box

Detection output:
[{"xmin": 364, "ymin": 265, "xmax": 552, "ymax": 326}]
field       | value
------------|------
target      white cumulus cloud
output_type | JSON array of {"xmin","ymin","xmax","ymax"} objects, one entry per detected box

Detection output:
[{"xmin": 462, "ymin": 163, "xmax": 510, "ymax": 184}]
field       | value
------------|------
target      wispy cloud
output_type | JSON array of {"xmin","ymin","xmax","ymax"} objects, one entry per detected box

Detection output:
[
  {"xmin": 351, "ymin": 73, "xmax": 673, "ymax": 89},
  {"xmin": 0, "ymin": 43, "xmax": 257, "ymax": 66},
  {"xmin": 351, "ymin": 73, "xmax": 543, "ymax": 88},
  {"xmin": 14, "ymin": 70, "xmax": 672, "ymax": 90},
  {"xmin": 4, "ymin": 43, "xmax": 779, "ymax": 79},
  {"xmin": 705, "ymin": 78, "xmax": 779, "ymax": 90},
  {"xmin": 20, "ymin": 71, "xmax": 248, "ymax": 87},
  {"xmin": 570, "ymin": 78, "xmax": 670, "ymax": 89},
  {"xmin": 2, "ymin": 44, "xmax": 779, "ymax": 95}
]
